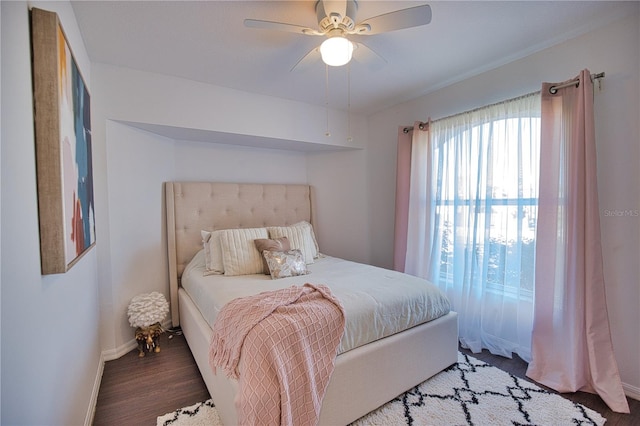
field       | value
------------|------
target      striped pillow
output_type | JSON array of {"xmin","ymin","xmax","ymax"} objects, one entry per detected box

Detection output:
[{"xmin": 219, "ymin": 227, "xmax": 269, "ymax": 276}]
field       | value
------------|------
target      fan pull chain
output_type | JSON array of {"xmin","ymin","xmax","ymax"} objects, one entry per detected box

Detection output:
[
  {"xmin": 347, "ymin": 62, "xmax": 353, "ymax": 142},
  {"xmin": 325, "ymin": 64, "xmax": 331, "ymax": 137}
]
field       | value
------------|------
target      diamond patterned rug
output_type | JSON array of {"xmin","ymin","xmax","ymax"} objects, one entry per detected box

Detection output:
[{"xmin": 157, "ymin": 352, "xmax": 605, "ymax": 426}]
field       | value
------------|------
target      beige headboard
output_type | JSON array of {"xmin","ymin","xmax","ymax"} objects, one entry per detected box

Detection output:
[{"xmin": 165, "ymin": 182, "xmax": 315, "ymax": 326}]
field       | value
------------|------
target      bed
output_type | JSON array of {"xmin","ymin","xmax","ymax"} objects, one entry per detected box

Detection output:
[{"xmin": 165, "ymin": 181, "xmax": 458, "ymax": 425}]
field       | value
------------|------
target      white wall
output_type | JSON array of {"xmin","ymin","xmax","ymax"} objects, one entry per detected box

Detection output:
[
  {"xmin": 174, "ymin": 139, "xmax": 308, "ymax": 183},
  {"xmin": 1, "ymin": 1, "xmax": 102, "ymax": 424},
  {"xmin": 366, "ymin": 11, "xmax": 640, "ymax": 398},
  {"xmin": 307, "ymin": 149, "xmax": 371, "ymax": 263},
  {"xmin": 102, "ymin": 122, "xmax": 175, "ymax": 355}
]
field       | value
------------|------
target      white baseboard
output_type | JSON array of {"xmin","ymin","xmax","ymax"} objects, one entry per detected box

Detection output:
[
  {"xmin": 102, "ymin": 339, "xmax": 138, "ymax": 362},
  {"xmin": 623, "ymin": 381, "xmax": 640, "ymax": 402},
  {"xmin": 85, "ymin": 351, "xmax": 105, "ymax": 426}
]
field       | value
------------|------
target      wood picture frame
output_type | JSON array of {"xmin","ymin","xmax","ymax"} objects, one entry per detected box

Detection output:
[{"xmin": 31, "ymin": 8, "xmax": 95, "ymax": 274}]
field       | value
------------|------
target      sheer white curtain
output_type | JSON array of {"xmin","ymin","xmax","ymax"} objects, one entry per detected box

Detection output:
[{"xmin": 405, "ymin": 93, "xmax": 540, "ymax": 361}]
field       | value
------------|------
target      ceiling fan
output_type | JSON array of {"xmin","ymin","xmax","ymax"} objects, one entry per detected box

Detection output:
[{"xmin": 244, "ymin": 0, "xmax": 432, "ymax": 70}]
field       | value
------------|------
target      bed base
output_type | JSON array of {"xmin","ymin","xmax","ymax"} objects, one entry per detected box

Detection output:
[{"xmin": 179, "ymin": 288, "xmax": 458, "ymax": 425}]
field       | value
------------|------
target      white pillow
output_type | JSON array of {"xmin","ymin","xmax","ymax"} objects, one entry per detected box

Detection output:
[
  {"xmin": 277, "ymin": 221, "xmax": 319, "ymax": 260},
  {"xmin": 267, "ymin": 221, "xmax": 318, "ymax": 265},
  {"xmin": 295, "ymin": 221, "xmax": 320, "ymax": 257},
  {"xmin": 201, "ymin": 230, "xmax": 225, "ymax": 276},
  {"xmin": 219, "ymin": 227, "xmax": 269, "ymax": 276}
]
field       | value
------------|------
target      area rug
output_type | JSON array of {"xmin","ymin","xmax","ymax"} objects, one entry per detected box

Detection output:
[{"xmin": 157, "ymin": 352, "xmax": 606, "ymax": 426}]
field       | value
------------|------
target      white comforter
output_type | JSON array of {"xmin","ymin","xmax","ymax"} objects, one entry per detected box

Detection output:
[{"xmin": 182, "ymin": 251, "xmax": 451, "ymax": 355}]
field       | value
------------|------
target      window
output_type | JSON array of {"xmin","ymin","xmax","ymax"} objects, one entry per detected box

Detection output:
[
  {"xmin": 435, "ymin": 116, "xmax": 540, "ymax": 297},
  {"xmin": 405, "ymin": 92, "xmax": 541, "ymax": 360}
]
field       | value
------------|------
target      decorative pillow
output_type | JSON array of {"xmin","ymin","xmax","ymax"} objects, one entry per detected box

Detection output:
[
  {"xmin": 219, "ymin": 227, "xmax": 269, "ymax": 276},
  {"xmin": 254, "ymin": 237, "xmax": 290, "ymax": 274},
  {"xmin": 201, "ymin": 230, "xmax": 225, "ymax": 276},
  {"xmin": 263, "ymin": 249, "xmax": 309, "ymax": 279},
  {"xmin": 267, "ymin": 221, "xmax": 319, "ymax": 265},
  {"xmin": 293, "ymin": 221, "xmax": 320, "ymax": 257}
]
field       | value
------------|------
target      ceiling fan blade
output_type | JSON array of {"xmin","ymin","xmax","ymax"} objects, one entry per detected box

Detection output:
[
  {"xmin": 352, "ymin": 42, "xmax": 387, "ymax": 70},
  {"xmin": 244, "ymin": 19, "xmax": 321, "ymax": 36},
  {"xmin": 357, "ymin": 4, "xmax": 432, "ymax": 35},
  {"xmin": 290, "ymin": 47, "xmax": 321, "ymax": 72}
]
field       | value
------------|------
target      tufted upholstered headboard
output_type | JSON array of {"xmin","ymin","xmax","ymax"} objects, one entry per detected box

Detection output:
[{"xmin": 165, "ymin": 182, "xmax": 315, "ymax": 326}]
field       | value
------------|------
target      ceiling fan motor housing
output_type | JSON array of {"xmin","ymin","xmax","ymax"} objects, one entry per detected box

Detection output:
[{"xmin": 316, "ymin": 0, "xmax": 358, "ymax": 33}]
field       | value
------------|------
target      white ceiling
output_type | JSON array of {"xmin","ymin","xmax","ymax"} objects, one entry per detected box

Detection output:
[{"xmin": 71, "ymin": 1, "xmax": 636, "ymax": 115}]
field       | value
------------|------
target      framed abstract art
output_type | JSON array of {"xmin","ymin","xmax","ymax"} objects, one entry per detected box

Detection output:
[{"xmin": 31, "ymin": 8, "xmax": 95, "ymax": 274}]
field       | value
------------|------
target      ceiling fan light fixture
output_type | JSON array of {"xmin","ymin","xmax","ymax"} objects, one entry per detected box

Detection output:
[{"xmin": 320, "ymin": 36, "xmax": 354, "ymax": 67}]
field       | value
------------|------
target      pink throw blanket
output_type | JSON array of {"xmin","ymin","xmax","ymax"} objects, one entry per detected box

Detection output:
[{"xmin": 209, "ymin": 283, "xmax": 345, "ymax": 426}]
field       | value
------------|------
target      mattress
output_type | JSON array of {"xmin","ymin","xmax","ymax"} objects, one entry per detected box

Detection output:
[{"xmin": 182, "ymin": 251, "xmax": 451, "ymax": 355}]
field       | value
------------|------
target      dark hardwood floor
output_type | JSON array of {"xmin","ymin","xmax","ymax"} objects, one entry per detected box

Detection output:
[
  {"xmin": 93, "ymin": 330, "xmax": 639, "ymax": 425},
  {"xmin": 93, "ymin": 330, "xmax": 210, "ymax": 425}
]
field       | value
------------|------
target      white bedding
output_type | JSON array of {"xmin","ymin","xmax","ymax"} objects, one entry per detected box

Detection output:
[{"xmin": 182, "ymin": 250, "xmax": 451, "ymax": 355}]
